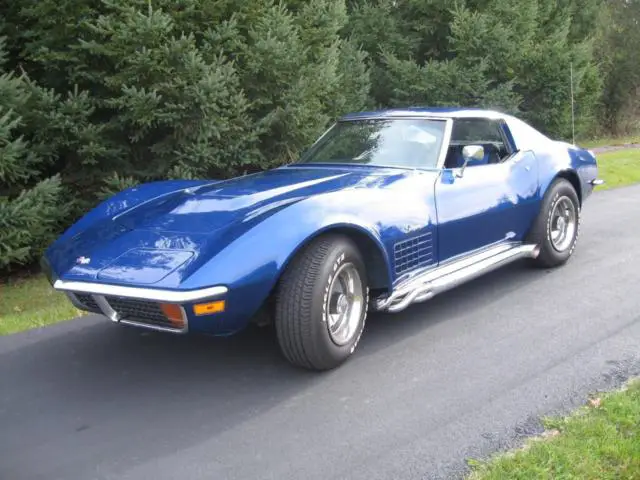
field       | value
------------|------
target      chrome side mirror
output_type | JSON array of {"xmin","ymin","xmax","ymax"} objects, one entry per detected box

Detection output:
[{"xmin": 456, "ymin": 145, "xmax": 485, "ymax": 178}]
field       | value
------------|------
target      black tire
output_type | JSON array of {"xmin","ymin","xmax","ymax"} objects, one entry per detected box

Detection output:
[
  {"xmin": 527, "ymin": 178, "xmax": 581, "ymax": 268},
  {"xmin": 274, "ymin": 234, "xmax": 369, "ymax": 371}
]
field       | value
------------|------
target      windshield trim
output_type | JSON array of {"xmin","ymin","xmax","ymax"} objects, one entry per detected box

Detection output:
[
  {"xmin": 283, "ymin": 162, "xmax": 442, "ymax": 172},
  {"xmin": 294, "ymin": 116, "xmax": 453, "ymax": 171},
  {"xmin": 436, "ymin": 118, "xmax": 453, "ymax": 169}
]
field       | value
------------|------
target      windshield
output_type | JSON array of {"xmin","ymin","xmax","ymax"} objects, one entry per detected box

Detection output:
[{"xmin": 298, "ymin": 118, "xmax": 447, "ymax": 169}]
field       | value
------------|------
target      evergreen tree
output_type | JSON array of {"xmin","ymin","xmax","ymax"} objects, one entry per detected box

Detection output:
[
  {"xmin": 346, "ymin": 0, "xmax": 454, "ymax": 106},
  {"xmin": 0, "ymin": 36, "xmax": 65, "ymax": 269},
  {"xmin": 74, "ymin": 1, "xmax": 258, "ymax": 180},
  {"xmin": 346, "ymin": 0, "xmax": 603, "ymax": 138},
  {"xmin": 11, "ymin": 0, "xmax": 370, "ymax": 185},
  {"xmin": 596, "ymin": 0, "xmax": 640, "ymax": 134},
  {"xmin": 524, "ymin": 0, "xmax": 602, "ymax": 138},
  {"xmin": 0, "ymin": 0, "xmax": 623, "ymax": 271},
  {"xmin": 238, "ymin": 0, "xmax": 369, "ymax": 167}
]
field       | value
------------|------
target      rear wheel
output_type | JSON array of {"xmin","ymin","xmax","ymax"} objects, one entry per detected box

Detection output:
[
  {"xmin": 527, "ymin": 178, "xmax": 581, "ymax": 268},
  {"xmin": 274, "ymin": 234, "xmax": 369, "ymax": 370}
]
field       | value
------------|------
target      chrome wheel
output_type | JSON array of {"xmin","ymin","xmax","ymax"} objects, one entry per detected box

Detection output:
[
  {"xmin": 549, "ymin": 196, "xmax": 577, "ymax": 252},
  {"xmin": 326, "ymin": 263, "xmax": 364, "ymax": 346}
]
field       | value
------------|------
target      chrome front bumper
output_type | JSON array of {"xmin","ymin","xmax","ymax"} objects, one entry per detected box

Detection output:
[
  {"xmin": 54, "ymin": 280, "xmax": 228, "ymax": 334},
  {"xmin": 53, "ymin": 280, "xmax": 227, "ymax": 303}
]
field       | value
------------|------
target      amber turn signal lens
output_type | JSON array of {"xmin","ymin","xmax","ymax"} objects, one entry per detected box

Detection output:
[
  {"xmin": 193, "ymin": 300, "xmax": 225, "ymax": 316},
  {"xmin": 160, "ymin": 303, "xmax": 185, "ymax": 328}
]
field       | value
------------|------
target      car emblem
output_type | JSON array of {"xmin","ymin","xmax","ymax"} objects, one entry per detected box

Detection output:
[{"xmin": 76, "ymin": 256, "xmax": 91, "ymax": 265}]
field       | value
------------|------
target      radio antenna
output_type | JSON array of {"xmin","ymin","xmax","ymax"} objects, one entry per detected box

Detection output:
[{"xmin": 570, "ymin": 62, "xmax": 576, "ymax": 145}]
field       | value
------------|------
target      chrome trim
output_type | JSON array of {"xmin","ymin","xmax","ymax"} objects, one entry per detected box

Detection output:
[
  {"xmin": 92, "ymin": 294, "xmax": 121, "ymax": 322},
  {"xmin": 120, "ymin": 318, "xmax": 187, "ymax": 334},
  {"xmin": 293, "ymin": 116, "xmax": 452, "ymax": 171},
  {"xmin": 549, "ymin": 195, "xmax": 577, "ymax": 252},
  {"xmin": 118, "ymin": 304, "xmax": 189, "ymax": 334},
  {"xmin": 436, "ymin": 118, "xmax": 454, "ymax": 170},
  {"xmin": 373, "ymin": 242, "xmax": 540, "ymax": 313},
  {"xmin": 393, "ymin": 235, "xmax": 514, "ymax": 287},
  {"xmin": 179, "ymin": 305, "xmax": 188, "ymax": 333},
  {"xmin": 53, "ymin": 280, "xmax": 228, "ymax": 303},
  {"xmin": 590, "ymin": 178, "xmax": 604, "ymax": 186},
  {"xmin": 325, "ymin": 263, "xmax": 365, "ymax": 346},
  {"xmin": 340, "ymin": 114, "xmax": 453, "ymax": 121},
  {"xmin": 305, "ymin": 122, "xmax": 337, "ymax": 151},
  {"xmin": 334, "ymin": 116, "xmax": 453, "ymax": 170},
  {"xmin": 455, "ymin": 144, "xmax": 485, "ymax": 179},
  {"xmin": 287, "ymin": 162, "xmax": 439, "ymax": 173},
  {"xmin": 71, "ymin": 291, "xmax": 189, "ymax": 334}
]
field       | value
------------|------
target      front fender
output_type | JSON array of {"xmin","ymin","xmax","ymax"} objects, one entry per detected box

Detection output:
[
  {"xmin": 180, "ymin": 199, "xmax": 391, "ymax": 333},
  {"xmin": 181, "ymin": 179, "xmax": 439, "ymax": 333}
]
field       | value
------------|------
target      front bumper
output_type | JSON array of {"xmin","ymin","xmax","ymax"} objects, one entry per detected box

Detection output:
[
  {"xmin": 53, "ymin": 280, "xmax": 227, "ymax": 303},
  {"xmin": 53, "ymin": 279, "xmax": 228, "ymax": 334}
]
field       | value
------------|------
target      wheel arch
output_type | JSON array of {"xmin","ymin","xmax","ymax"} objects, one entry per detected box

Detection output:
[
  {"xmin": 279, "ymin": 224, "xmax": 393, "ymax": 293},
  {"xmin": 526, "ymin": 168, "xmax": 583, "ymax": 243},
  {"xmin": 527, "ymin": 168, "xmax": 582, "ymax": 268},
  {"xmin": 552, "ymin": 169, "xmax": 583, "ymax": 206}
]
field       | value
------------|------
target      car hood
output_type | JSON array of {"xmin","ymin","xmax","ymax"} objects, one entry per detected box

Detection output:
[
  {"xmin": 48, "ymin": 166, "xmax": 406, "ymax": 286},
  {"xmin": 112, "ymin": 167, "xmax": 367, "ymax": 234}
]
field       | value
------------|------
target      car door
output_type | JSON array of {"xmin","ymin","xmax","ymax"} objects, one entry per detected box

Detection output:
[{"xmin": 434, "ymin": 117, "xmax": 540, "ymax": 263}]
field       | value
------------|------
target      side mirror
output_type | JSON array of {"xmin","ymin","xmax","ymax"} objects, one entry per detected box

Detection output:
[{"xmin": 456, "ymin": 145, "xmax": 485, "ymax": 177}]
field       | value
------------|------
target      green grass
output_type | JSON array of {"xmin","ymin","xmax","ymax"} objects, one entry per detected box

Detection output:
[
  {"xmin": 578, "ymin": 134, "xmax": 640, "ymax": 149},
  {"xmin": 468, "ymin": 379, "xmax": 640, "ymax": 480},
  {"xmin": 596, "ymin": 148, "xmax": 640, "ymax": 190},
  {"xmin": 0, "ymin": 274, "xmax": 82, "ymax": 335}
]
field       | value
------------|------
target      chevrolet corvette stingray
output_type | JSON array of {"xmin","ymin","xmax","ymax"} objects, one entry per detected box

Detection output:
[{"xmin": 42, "ymin": 108, "xmax": 602, "ymax": 370}]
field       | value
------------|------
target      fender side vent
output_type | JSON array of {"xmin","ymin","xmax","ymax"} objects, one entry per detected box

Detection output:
[{"xmin": 394, "ymin": 232, "xmax": 433, "ymax": 276}]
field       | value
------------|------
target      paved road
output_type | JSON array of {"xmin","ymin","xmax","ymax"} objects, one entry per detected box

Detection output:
[
  {"xmin": 2, "ymin": 186, "xmax": 640, "ymax": 480},
  {"xmin": 591, "ymin": 143, "xmax": 640, "ymax": 153}
]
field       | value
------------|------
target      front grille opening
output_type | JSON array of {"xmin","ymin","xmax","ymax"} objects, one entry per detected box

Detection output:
[
  {"xmin": 72, "ymin": 293, "xmax": 185, "ymax": 331},
  {"xmin": 108, "ymin": 296, "xmax": 184, "ymax": 330},
  {"xmin": 74, "ymin": 293, "xmax": 101, "ymax": 314}
]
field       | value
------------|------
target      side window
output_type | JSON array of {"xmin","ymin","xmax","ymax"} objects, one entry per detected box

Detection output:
[{"xmin": 444, "ymin": 118, "xmax": 511, "ymax": 169}]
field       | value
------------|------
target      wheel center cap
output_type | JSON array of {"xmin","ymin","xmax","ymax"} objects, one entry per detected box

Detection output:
[
  {"xmin": 557, "ymin": 217, "xmax": 566, "ymax": 230},
  {"xmin": 337, "ymin": 295, "xmax": 349, "ymax": 314}
]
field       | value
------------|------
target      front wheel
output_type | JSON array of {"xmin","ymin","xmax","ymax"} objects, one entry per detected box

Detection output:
[
  {"xmin": 527, "ymin": 178, "xmax": 581, "ymax": 268},
  {"xmin": 274, "ymin": 234, "xmax": 369, "ymax": 371}
]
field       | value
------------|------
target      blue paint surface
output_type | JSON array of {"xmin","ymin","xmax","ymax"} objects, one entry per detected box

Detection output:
[{"xmin": 44, "ymin": 109, "xmax": 599, "ymax": 335}]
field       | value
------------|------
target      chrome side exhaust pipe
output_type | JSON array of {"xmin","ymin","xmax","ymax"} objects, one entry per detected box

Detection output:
[{"xmin": 374, "ymin": 243, "xmax": 540, "ymax": 313}]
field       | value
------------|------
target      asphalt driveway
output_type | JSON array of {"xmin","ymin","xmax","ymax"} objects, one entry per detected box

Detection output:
[{"xmin": 2, "ymin": 185, "xmax": 640, "ymax": 480}]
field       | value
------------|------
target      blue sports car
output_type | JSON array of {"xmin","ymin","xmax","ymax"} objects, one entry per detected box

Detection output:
[{"xmin": 42, "ymin": 108, "xmax": 602, "ymax": 370}]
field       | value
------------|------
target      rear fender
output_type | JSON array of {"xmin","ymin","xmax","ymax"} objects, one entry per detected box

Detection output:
[{"xmin": 537, "ymin": 142, "xmax": 598, "ymax": 207}]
